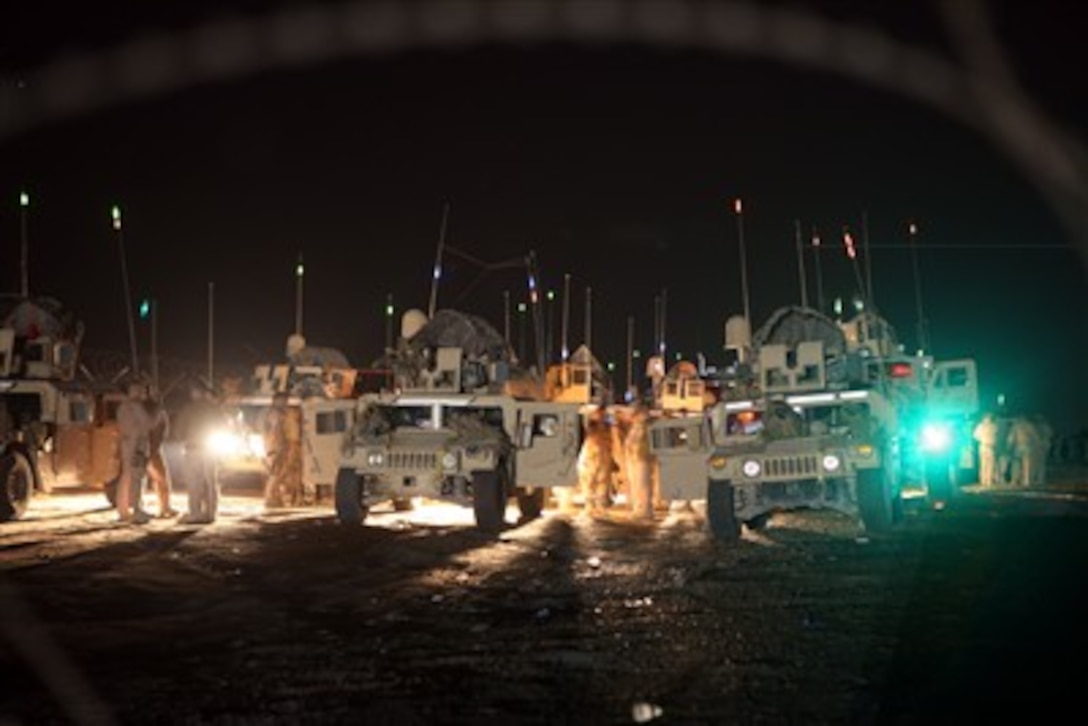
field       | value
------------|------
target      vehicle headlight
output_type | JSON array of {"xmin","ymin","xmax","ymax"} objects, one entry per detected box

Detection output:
[
  {"xmin": 741, "ymin": 459, "xmax": 762, "ymax": 478},
  {"xmin": 206, "ymin": 429, "xmax": 242, "ymax": 458},
  {"xmin": 920, "ymin": 422, "xmax": 952, "ymax": 453},
  {"xmin": 822, "ymin": 453, "xmax": 842, "ymax": 472},
  {"xmin": 441, "ymin": 451, "xmax": 459, "ymax": 471},
  {"xmin": 367, "ymin": 451, "xmax": 385, "ymax": 466},
  {"xmin": 247, "ymin": 434, "xmax": 267, "ymax": 458}
]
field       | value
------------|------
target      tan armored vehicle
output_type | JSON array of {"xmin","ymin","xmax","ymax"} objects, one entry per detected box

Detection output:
[
  {"xmin": 650, "ymin": 306, "xmax": 978, "ymax": 540},
  {"xmin": 1, "ymin": 296, "xmax": 119, "ymax": 521},
  {"xmin": 212, "ymin": 335, "xmax": 369, "ymax": 502},
  {"xmin": 335, "ymin": 309, "xmax": 584, "ymax": 532}
]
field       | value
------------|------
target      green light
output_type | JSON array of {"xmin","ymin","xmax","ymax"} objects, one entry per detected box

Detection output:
[
  {"xmin": 833, "ymin": 297, "xmax": 843, "ymax": 315},
  {"xmin": 138, "ymin": 299, "xmax": 150, "ymax": 319},
  {"xmin": 19, "ymin": 191, "xmax": 29, "ymax": 208},
  {"xmin": 546, "ymin": 290, "xmax": 555, "ymax": 301},
  {"xmin": 632, "ymin": 349, "xmax": 641, "ymax": 358},
  {"xmin": 111, "ymin": 205, "xmax": 122, "ymax": 230},
  {"xmin": 607, "ymin": 362, "xmax": 615, "ymax": 372},
  {"xmin": 385, "ymin": 304, "xmax": 394, "ymax": 317},
  {"xmin": 517, "ymin": 302, "xmax": 527, "ymax": 313},
  {"xmin": 675, "ymin": 352, "xmax": 682, "ymax": 361}
]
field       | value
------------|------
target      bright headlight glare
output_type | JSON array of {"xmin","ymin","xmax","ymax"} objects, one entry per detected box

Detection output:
[
  {"xmin": 247, "ymin": 434, "xmax": 266, "ymax": 458},
  {"xmin": 441, "ymin": 451, "xmax": 458, "ymax": 471},
  {"xmin": 920, "ymin": 423, "xmax": 952, "ymax": 453},
  {"xmin": 741, "ymin": 459, "xmax": 762, "ymax": 478},
  {"xmin": 822, "ymin": 454, "xmax": 842, "ymax": 472},
  {"xmin": 207, "ymin": 429, "xmax": 241, "ymax": 457},
  {"xmin": 367, "ymin": 451, "xmax": 384, "ymax": 466}
]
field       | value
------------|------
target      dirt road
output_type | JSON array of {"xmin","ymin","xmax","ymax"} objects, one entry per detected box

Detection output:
[{"xmin": 3, "ymin": 476, "xmax": 1088, "ymax": 725}]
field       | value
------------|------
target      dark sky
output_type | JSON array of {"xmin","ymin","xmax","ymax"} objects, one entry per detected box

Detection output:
[{"xmin": 2, "ymin": 1, "xmax": 1086, "ymax": 429}]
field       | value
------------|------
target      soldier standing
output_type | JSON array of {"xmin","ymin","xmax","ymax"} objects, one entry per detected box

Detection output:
[
  {"xmin": 624, "ymin": 403, "xmax": 656, "ymax": 520},
  {"xmin": 972, "ymin": 413, "xmax": 998, "ymax": 487},
  {"xmin": 144, "ymin": 392, "xmax": 177, "ymax": 518},
  {"xmin": 577, "ymin": 407, "xmax": 614, "ymax": 515},
  {"xmin": 167, "ymin": 380, "xmax": 223, "ymax": 524},
  {"xmin": 263, "ymin": 393, "xmax": 303, "ymax": 508},
  {"xmin": 115, "ymin": 381, "xmax": 155, "ymax": 524}
]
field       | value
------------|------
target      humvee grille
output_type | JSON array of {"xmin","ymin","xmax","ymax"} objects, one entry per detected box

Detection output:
[
  {"xmin": 387, "ymin": 451, "xmax": 437, "ymax": 470},
  {"xmin": 763, "ymin": 455, "xmax": 819, "ymax": 478}
]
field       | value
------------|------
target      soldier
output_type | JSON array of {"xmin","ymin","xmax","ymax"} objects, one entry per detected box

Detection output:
[
  {"xmin": 114, "ymin": 381, "xmax": 155, "ymax": 524},
  {"xmin": 144, "ymin": 391, "xmax": 177, "ymax": 518},
  {"xmin": 263, "ymin": 393, "xmax": 303, "ymax": 508},
  {"xmin": 623, "ymin": 403, "xmax": 656, "ymax": 520},
  {"xmin": 167, "ymin": 380, "xmax": 223, "ymax": 524},
  {"xmin": 972, "ymin": 413, "xmax": 998, "ymax": 487},
  {"xmin": 577, "ymin": 406, "xmax": 614, "ymax": 515},
  {"xmin": 610, "ymin": 406, "xmax": 631, "ymax": 503},
  {"xmin": 1009, "ymin": 415, "xmax": 1053, "ymax": 487},
  {"xmin": 993, "ymin": 415, "xmax": 1014, "ymax": 486}
]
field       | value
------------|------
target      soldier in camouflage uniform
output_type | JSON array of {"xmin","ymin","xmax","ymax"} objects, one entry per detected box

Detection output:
[
  {"xmin": 263, "ymin": 393, "xmax": 303, "ymax": 507},
  {"xmin": 577, "ymin": 407, "xmax": 614, "ymax": 514}
]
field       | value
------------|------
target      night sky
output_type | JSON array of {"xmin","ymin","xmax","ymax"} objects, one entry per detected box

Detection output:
[{"xmin": 2, "ymin": 1, "xmax": 1086, "ymax": 429}]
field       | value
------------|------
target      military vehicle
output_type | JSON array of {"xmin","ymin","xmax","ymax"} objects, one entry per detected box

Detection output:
[
  {"xmin": 649, "ymin": 306, "xmax": 979, "ymax": 540},
  {"xmin": 212, "ymin": 334, "xmax": 374, "ymax": 502},
  {"xmin": 334, "ymin": 309, "xmax": 585, "ymax": 532},
  {"xmin": 1, "ymin": 295, "xmax": 120, "ymax": 521}
]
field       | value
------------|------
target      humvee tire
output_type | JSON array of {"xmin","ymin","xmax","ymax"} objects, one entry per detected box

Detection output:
[
  {"xmin": 858, "ymin": 468, "xmax": 895, "ymax": 533},
  {"xmin": 706, "ymin": 479, "xmax": 741, "ymax": 542},
  {"xmin": 472, "ymin": 470, "xmax": 506, "ymax": 533},
  {"xmin": 0, "ymin": 450, "xmax": 34, "ymax": 522},
  {"xmin": 334, "ymin": 469, "xmax": 368, "ymax": 525}
]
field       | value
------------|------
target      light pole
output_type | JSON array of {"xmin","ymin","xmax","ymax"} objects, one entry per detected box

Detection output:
[
  {"xmin": 795, "ymin": 219, "xmax": 808, "ymax": 308},
  {"xmin": 294, "ymin": 254, "xmax": 305, "ymax": 337},
  {"xmin": 428, "ymin": 201, "xmax": 449, "ymax": 319},
  {"xmin": 139, "ymin": 298, "xmax": 159, "ymax": 391},
  {"xmin": 734, "ymin": 198, "xmax": 751, "ymax": 327},
  {"xmin": 811, "ymin": 227, "xmax": 825, "ymax": 314},
  {"xmin": 909, "ymin": 221, "xmax": 928, "ymax": 354},
  {"xmin": 546, "ymin": 289, "xmax": 556, "ymax": 365},
  {"xmin": 517, "ymin": 301, "xmax": 527, "ymax": 363},
  {"xmin": 626, "ymin": 315, "xmax": 634, "ymax": 400},
  {"xmin": 584, "ymin": 285, "xmax": 592, "ymax": 352},
  {"xmin": 113, "ymin": 204, "xmax": 139, "ymax": 376},
  {"xmin": 207, "ymin": 282, "xmax": 215, "ymax": 388},
  {"xmin": 19, "ymin": 191, "xmax": 29, "ymax": 298},
  {"xmin": 385, "ymin": 293, "xmax": 394, "ymax": 352},
  {"xmin": 560, "ymin": 273, "xmax": 571, "ymax": 361}
]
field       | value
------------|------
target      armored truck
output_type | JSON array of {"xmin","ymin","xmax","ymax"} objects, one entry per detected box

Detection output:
[
  {"xmin": 650, "ymin": 306, "xmax": 978, "ymax": 540},
  {"xmin": 1, "ymin": 295, "xmax": 119, "ymax": 521},
  {"xmin": 334, "ymin": 309, "xmax": 584, "ymax": 532}
]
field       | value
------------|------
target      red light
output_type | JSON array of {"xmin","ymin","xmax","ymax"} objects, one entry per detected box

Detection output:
[
  {"xmin": 889, "ymin": 362, "xmax": 913, "ymax": 378},
  {"xmin": 843, "ymin": 231, "xmax": 857, "ymax": 260}
]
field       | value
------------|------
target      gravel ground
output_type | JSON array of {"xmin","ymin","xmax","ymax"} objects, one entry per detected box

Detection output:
[{"xmin": 3, "ymin": 470, "xmax": 1088, "ymax": 725}]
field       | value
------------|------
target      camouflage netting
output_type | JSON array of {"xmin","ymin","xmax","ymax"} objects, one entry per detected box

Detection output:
[
  {"xmin": 288, "ymin": 345, "xmax": 351, "ymax": 369},
  {"xmin": 751, "ymin": 306, "xmax": 846, "ymax": 358},
  {"xmin": 406, "ymin": 309, "xmax": 514, "ymax": 362},
  {"xmin": 0, "ymin": 294, "xmax": 84, "ymax": 342}
]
